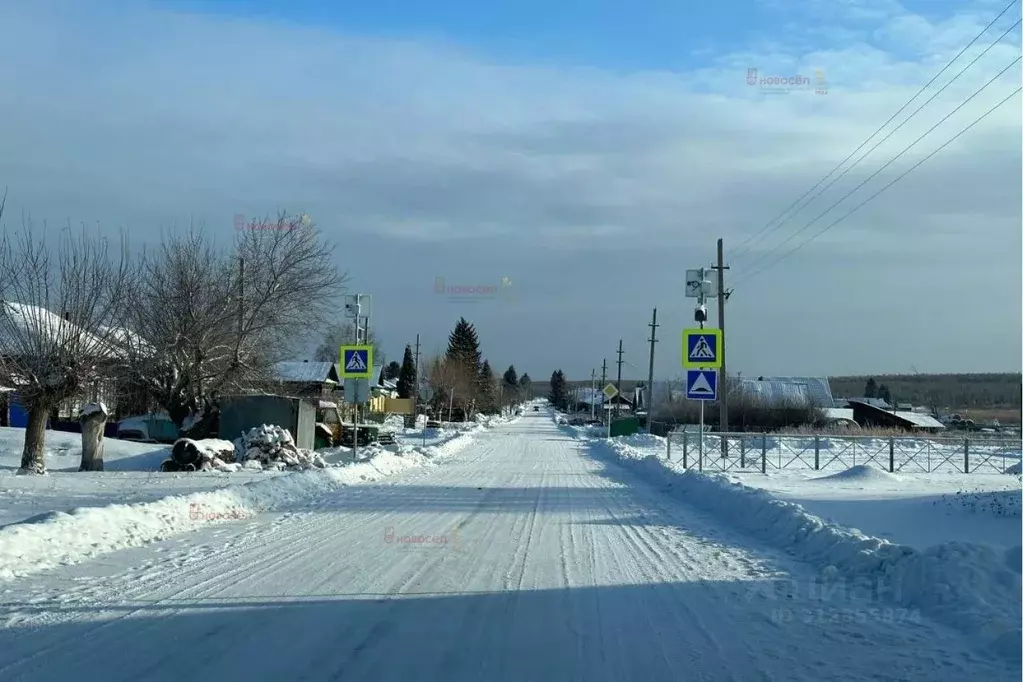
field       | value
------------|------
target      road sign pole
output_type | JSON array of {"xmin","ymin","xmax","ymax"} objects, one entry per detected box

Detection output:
[
  {"xmin": 699, "ymin": 400, "xmax": 704, "ymax": 470},
  {"xmin": 353, "ymin": 379, "xmax": 359, "ymax": 461}
]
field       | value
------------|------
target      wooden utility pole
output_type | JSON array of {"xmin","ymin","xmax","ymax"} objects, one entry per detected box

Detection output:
[
  {"xmin": 646, "ymin": 308, "xmax": 659, "ymax": 422},
  {"xmin": 615, "ymin": 340, "xmax": 624, "ymax": 419},
  {"xmin": 711, "ymin": 239, "xmax": 731, "ymax": 441},
  {"xmin": 600, "ymin": 358, "xmax": 608, "ymax": 424}
]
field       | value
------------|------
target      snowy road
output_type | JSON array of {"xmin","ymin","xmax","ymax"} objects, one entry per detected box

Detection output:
[{"xmin": 0, "ymin": 413, "xmax": 1015, "ymax": 681}]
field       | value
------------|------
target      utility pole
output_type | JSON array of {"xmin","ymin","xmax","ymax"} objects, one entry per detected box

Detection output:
[
  {"xmin": 711, "ymin": 239, "xmax": 731, "ymax": 446},
  {"xmin": 615, "ymin": 340, "xmax": 624, "ymax": 420},
  {"xmin": 646, "ymin": 308, "xmax": 658, "ymax": 424},
  {"xmin": 600, "ymin": 358, "xmax": 607, "ymax": 424},
  {"xmin": 413, "ymin": 333, "xmax": 421, "ymax": 428},
  {"xmin": 590, "ymin": 368, "xmax": 596, "ymax": 420}
]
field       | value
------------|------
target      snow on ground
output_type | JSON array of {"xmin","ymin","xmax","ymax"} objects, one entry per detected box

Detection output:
[
  {"xmin": 0, "ymin": 411, "xmax": 1016, "ymax": 681},
  {"xmin": 574, "ymin": 427, "xmax": 1022, "ymax": 661},
  {"xmin": 0, "ymin": 417, "xmax": 509, "ymax": 581}
]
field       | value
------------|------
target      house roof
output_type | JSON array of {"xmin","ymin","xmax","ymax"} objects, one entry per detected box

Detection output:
[
  {"xmin": 0, "ymin": 302, "xmax": 126, "ymax": 359},
  {"xmin": 736, "ymin": 376, "xmax": 834, "ymax": 408},
  {"xmin": 848, "ymin": 398, "xmax": 944, "ymax": 429},
  {"xmin": 275, "ymin": 361, "xmax": 339, "ymax": 384}
]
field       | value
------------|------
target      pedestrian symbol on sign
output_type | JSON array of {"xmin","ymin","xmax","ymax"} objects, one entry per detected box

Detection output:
[
  {"xmin": 690, "ymin": 336, "xmax": 715, "ymax": 360},
  {"xmin": 345, "ymin": 351, "xmax": 367, "ymax": 372}
]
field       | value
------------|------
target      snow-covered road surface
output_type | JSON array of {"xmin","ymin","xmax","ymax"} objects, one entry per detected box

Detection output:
[{"xmin": 0, "ymin": 413, "xmax": 1015, "ymax": 681}]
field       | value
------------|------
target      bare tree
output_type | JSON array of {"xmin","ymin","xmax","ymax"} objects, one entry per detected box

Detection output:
[
  {"xmin": 313, "ymin": 321, "xmax": 382, "ymax": 364},
  {"xmin": 0, "ymin": 207, "xmax": 134, "ymax": 474},
  {"xmin": 425, "ymin": 356, "xmax": 477, "ymax": 421},
  {"xmin": 124, "ymin": 213, "xmax": 345, "ymax": 433}
]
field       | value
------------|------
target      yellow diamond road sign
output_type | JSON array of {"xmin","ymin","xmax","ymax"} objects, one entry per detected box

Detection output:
[{"xmin": 603, "ymin": 383, "xmax": 619, "ymax": 399}]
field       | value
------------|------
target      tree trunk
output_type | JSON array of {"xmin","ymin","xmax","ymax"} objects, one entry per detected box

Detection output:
[
  {"xmin": 79, "ymin": 404, "xmax": 108, "ymax": 472},
  {"xmin": 19, "ymin": 404, "xmax": 49, "ymax": 475}
]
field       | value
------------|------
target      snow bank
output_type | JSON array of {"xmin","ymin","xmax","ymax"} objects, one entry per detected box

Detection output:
[
  {"xmin": 588, "ymin": 434, "xmax": 1023, "ymax": 661},
  {"xmin": 0, "ymin": 422, "xmax": 489, "ymax": 583},
  {"xmin": 811, "ymin": 464, "xmax": 896, "ymax": 483}
]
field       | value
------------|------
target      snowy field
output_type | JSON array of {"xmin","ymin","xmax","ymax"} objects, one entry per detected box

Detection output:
[
  {"xmin": 0, "ymin": 420, "xmax": 488, "ymax": 531},
  {"xmin": 577, "ymin": 427, "xmax": 1021, "ymax": 661},
  {"xmin": 598, "ymin": 431, "xmax": 1022, "ymax": 550}
]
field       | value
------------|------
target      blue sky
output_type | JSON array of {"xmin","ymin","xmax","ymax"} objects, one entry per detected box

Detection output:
[
  {"xmin": 158, "ymin": 0, "xmax": 977, "ymax": 71},
  {"xmin": 0, "ymin": 0, "xmax": 1019, "ymax": 382}
]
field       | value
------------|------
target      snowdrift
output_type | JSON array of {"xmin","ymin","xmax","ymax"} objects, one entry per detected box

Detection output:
[
  {"xmin": 0, "ymin": 422, "xmax": 492, "ymax": 583},
  {"xmin": 586, "ymin": 433, "xmax": 1023, "ymax": 661}
]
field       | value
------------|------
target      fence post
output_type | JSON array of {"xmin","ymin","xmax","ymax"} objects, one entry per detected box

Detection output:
[
  {"xmin": 888, "ymin": 437, "xmax": 894, "ymax": 473},
  {"xmin": 761, "ymin": 432, "xmax": 767, "ymax": 474},
  {"xmin": 964, "ymin": 437, "xmax": 970, "ymax": 474},
  {"xmin": 814, "ymin": 435, "xmax": 820, "ymax": 471},
  {"xmin": 740, "ymin": 434, "xmax": 746, "ymax": 468},
  {"xmin": 666, "ymin": 431, "xmax": 672, "ymax": 461},
  {"xmin": 682, "ymin": 432, "xmax": 688, "ymax": 469}
]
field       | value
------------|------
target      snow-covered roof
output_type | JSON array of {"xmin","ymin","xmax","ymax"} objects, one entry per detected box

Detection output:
[
  {"xmin": 824, "ymin": 408, "xmax": 855, "ymax": 422},
  {"xmin": 888, "ymin": 410, "xmax": 945, "ymax": 429},
  {"xmin": 744, "ymin": 376, "xmax": 835, "ymax": 408},
  {"xmin": 275, "ymin": 361, "xmax": 339, "ymax": 384},
  {"xmin": 0, "ymin": 302, "xmax": 105, "ymax": 356}
]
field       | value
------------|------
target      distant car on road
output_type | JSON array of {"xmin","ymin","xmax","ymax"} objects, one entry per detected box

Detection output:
[{"xmin": 533, "ymin": 406, "xmax": 540, "ymax": 412}]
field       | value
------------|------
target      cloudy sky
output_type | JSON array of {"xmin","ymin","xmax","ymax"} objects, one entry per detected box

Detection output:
[{"xmin": 0, "ymin": 0, "xmax": 1019, "ymax": 383}]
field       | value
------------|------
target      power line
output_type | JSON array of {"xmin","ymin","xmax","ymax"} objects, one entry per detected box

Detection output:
[
  {"xmin": 734, "ymin": 84, "xmax": 1021, "ymax": 285},
  {"xmin": 729, "ymin": 0, "xmax": 1020, "ymax": 264},
  {"xmin": 732, "ymin": 55, "xmax": 1021, "ymax": 283},
  {"xmin": 733, "ymin": 16, "xmax": 1020, "ymax": 269}
]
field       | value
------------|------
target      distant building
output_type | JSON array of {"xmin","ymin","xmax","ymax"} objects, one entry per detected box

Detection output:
[
  {"xmin": 847, "ymin": 398, "xmax": 945, "ymax": 432},
  {"xmin": 735, "ymin": 376, "xmax": 836, "ymax": 408}
]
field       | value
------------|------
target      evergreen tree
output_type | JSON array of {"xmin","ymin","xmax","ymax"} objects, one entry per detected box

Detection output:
[
  {"xmin": 864, "ymin": 377, "xmax": 878, "ymax": 398},
  {"xmin": 478, "ymin": 360, "xmax": 497, "ymax": 414},
  {"xmin": 549, "ymin": 369, "xmax": 569, "ymax": 410},
  {"xmin": 502, "ymin": 365, "xmax": 520, "ymax": 410},
  {"xmin": 396, "ymin": 345, "xmax": 418, "ymax": 399},
  {"xmin": 445, "ymin": 317, "xmax": 482, "ymax": 371},
  {"xmin": 879, "ymin": 384, "xmax": 893, "ymax": 406},
  {"xmin": 445, "ymin": 318, "xmax": 483, "ymax": 417},
  {"xmin": 384, "ymin": 361, "xmax": 402, "ymax": 381},
  {"xmin": 519, "ymin": 373, "xmax": 532, "ymax": 399}
]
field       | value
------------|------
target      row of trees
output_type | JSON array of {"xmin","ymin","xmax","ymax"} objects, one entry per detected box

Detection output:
[
  {"xmin": 0, "ymin": 208, "xmax": 344, "ymax": 474},
  {"xmin": 385, "ymin": 317, "xmax": 531, "ymax": 420}
]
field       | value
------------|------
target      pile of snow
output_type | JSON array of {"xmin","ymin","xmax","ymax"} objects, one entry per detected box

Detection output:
[
  {"xmin": 588, "ymin": 435, "xmax": 1023, "ymax": 660},
  {"xmin": 0, "ymin": 421, "xmax": 488, "ymax": 582},
  {"xmin": 1007, "ymin": 462, "xmax": 1022, "ymax": 475},
  {"xmin": 237, "ymin": 425, "xmax": 327, "ymax": 470},
  {"xmin": 811, "ymin": 464, "xmax": 896, "ymax": 483}
]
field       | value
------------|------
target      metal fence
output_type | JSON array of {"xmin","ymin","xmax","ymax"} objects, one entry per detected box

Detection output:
[{"xmin": 664, "ymin": 430, "xmax": 1022, "ymax": 475}]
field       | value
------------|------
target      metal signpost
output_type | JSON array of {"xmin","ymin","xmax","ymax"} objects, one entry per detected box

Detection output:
[
  {"xmin": 682, "ymin": 326, "xmax": 722, "ymax": 468},
  {"xmin": 602, "ymin": 383, "xmax": 618, "ymax": 438},
  {"xmin": 684, "ymin": 368, "xmax": 718, "ymax": 468},
  {"xmin": 420, "ymin": 384, "xmax": 434, "ymax": 447},
  {"xmin": 340, "ymin": 344, "xmax": 373, "ymax": 460}
]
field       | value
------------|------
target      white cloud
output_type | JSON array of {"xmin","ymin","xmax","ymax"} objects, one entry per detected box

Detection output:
[{"xmin": 0, "ymin": 0, "xmax": 1018, "ymax": 376}]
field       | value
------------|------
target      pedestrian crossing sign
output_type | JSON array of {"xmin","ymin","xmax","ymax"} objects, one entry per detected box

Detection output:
[
  {"xmin": 682, "ymin": 328, "xmax": 722, "ymax": 369},
  {"xmin": 340, "ymin": 345, "xmax": 373, "ymax": 379}
]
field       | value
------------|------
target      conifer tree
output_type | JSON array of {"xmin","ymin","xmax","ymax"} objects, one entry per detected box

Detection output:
[{"xmin": 396, "ymin": 345, "xmax": 417, "ymax": 399}]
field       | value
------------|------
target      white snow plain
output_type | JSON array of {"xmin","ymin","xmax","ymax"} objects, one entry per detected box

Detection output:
[
  {"xmin": 585, "ymin": 428, "xmax": 1022, "ymax": 663},
  {"xmin": 0, "ymin": 420, "xmax": 492, "ymax": 581},
  {"xmin": 0, "ymin": 408, "xmax": 1018, "ymax": 681}
]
